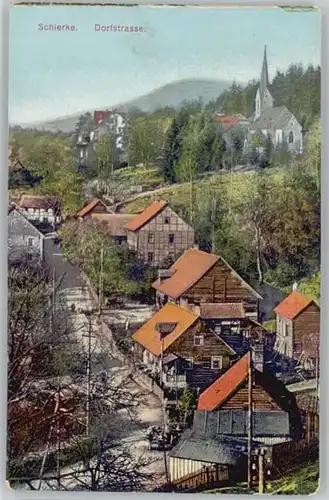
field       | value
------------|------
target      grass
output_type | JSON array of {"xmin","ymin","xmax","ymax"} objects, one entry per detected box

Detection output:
[
  {"xmin": 112, "ymin": 165, "xmax": 164, "ymax": 190},
  {"xmin": 205, "ymin": 460, "xmax": 319, "ymax": 495}
]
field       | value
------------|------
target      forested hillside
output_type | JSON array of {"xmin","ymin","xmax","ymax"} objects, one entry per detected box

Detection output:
[{"xmin": 206, "ymin": 64, "xmax": 320, "ymax": 130}]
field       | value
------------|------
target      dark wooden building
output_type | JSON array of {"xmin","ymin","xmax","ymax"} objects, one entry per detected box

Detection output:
[
  {"xmin": 131, "ymin": 302, "xmax": 235, "ymax": 394},
  {"xmin": 125, "ymin": 200, "xmax": 195, "ymax": 267},
  {"xmin": 153, "ymin": 248, "xmax": 262, "ymax": 321},
  {"xmin": 274, "ymin": 291, "xmax": 320, "ymax": 369},
  {"xmin": 197, "ymin": 351, "xmax": 302, "ymax": 441}
]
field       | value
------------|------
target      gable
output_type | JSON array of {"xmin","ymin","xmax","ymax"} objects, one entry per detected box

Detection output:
[
  {"xmin": 186, "ymin": 258, "xmax": 261, "ymax": 302},
  {"xmin": 220, "ymin": 380, "xmax": 281, "ymax": 411},
  {"xmin": 8, "ymin": 209, "xmax": 42, "ymax": 237},
  {"xmin": 139, "ymin": 204, "xmax": 193, "ymax": 233},
  {"xmin": 169, "ymin": 319, "xmax": 236, "ymax": 359}
]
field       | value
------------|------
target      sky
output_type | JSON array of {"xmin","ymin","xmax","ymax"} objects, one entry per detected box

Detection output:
[{"xmin": 9, "ymin": 5, "xmax": 321, "ymax": 124}]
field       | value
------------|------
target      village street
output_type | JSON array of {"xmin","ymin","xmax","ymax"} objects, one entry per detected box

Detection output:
[{"xmin": 42, "ymin": 235, "xmax": 166, "ymax": 490}]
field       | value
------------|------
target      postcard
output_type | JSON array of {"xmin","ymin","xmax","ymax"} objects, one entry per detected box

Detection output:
[{"xmin": 7, "ymin": 3, "xmax": 320, "ymax": 494}]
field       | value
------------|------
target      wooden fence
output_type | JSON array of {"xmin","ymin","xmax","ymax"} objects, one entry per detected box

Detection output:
[
  {"xmin": 267, "ymin": 438, "xmax": 319, "ymax": 478},
  {"xmin": 172, "ymin": 466, "xmax": 230, "ymax": 491}
]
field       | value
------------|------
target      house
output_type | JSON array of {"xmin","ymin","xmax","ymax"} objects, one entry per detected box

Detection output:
[
  {"xmin": 90, "ymin": 213, "xmax": 137, "ymax": 245},
  {"xmin": 8, "ymin": 205, "xmax": 44, "ymax": 261},
  {"xmin": 132, "ymin": 302, "xmax": 236, "ymax": 394},
  {"xmin": 197, "ymin": 351, "xmax": 302, "ymax": 440},
  {"xmin": 197, "ymin": 303, "xmax": 269, "ymax": 358},
  {"xmin": 274, "ymin": 291, "xmax": 320, "ymax": 368},
  {"xmin": 125, "ymin": 200, "xmax": 195, "ymax": 267},
  {"xmin": 18, "ymin": 195, "xmax": 61, "ymax": 227},
  {"xmin": 248, "ymin": 46, "xmax": 303, "ymax": 153},
  {"xmin": 169, "ymin": 408, "xmax": 291, "ymax": 484},
  {"xmin": 77, "ymin": 199, "xmax": 109, "ymax": 218},
  {"xmin": 153, "ymin": 248, "xmax": 262, "ymax": 320}
]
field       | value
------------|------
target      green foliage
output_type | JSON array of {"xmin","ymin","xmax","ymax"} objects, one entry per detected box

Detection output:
[
  {"xmin": 59, "ymin": 220, "xmax": 155, "ymax": 299},
  {"xmin": 177, "ymin": 388, "xmax": 197, "ymax": 425},
  {"xmin": 128, "ymin": 116, "xmax": 169, "ymax": 167},
  {"xmin": 206, "ymin": 64, "xmax": 320, "ymax": 128},
  {"xmin": 162, "ymin": 108, "xmax": 190, "ymax": 182},
  {"xmin": 298, "ymin": 272, "xmax": 321, "ymax": 303},
  {"xmin": 305, "ymin": 117, "xmax": 321, "ymax": 191}
]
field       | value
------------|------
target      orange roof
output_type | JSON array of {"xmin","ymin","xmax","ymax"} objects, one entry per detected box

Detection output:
[
  {"xmin": 197, "ymin": 353, "xmax": 250, "ymax": 411},
  {"xmin": 132, "ymin": 302, "xmax": 198, "ymax": 356},
  {"xmin": 19, "ymin": 195, "xmax": 58, "ymax": 210},
  {"xmin": 77, "ymin": 199, "xmax": 107, "ymax": 217},
  {"xmin": 153, "ymin": 248, "xmax": 219, "ymax": 299},
  {"xmin": 274, "ymin": 291, "xmax": 315, "ymax": 320},
  {"xmin": 153, "ymin": 249, "xmax": 262, "ymax": 300},
  {"xmin": 125, "ymin": 200, "xmax": 168, "ymax": 232},
  {"xmin": 215, "ymin": 114, "xmax": 247, "ymax": 131}
]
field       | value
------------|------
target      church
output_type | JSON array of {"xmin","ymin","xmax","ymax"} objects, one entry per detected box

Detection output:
[{"xmin": 248, "ymin": 46, "xmax": 303, "ymax": 153}]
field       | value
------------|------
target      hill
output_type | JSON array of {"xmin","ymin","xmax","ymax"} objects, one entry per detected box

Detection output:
[{"xmin": 16, "ymin": 78, "xmax": 234, "ymax": 133}]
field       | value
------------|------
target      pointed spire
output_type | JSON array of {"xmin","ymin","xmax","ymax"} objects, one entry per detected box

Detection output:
[{"xmin": 260, "ymin": 45, "xmax": 269, "ymax": 96}]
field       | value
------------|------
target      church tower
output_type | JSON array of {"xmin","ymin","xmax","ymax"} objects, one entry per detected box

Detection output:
[{"xmin": 254, "ymin": 45, "xmax": 274, "ymax": 120}]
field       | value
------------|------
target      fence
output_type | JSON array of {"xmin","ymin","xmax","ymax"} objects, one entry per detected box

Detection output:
[{"xmin": 268, "ymin": 438, "xmax": 319, "ymax": 478}]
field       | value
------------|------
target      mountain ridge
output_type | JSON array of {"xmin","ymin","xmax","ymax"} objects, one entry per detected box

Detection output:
[{"xmin": 14, "ymin": 78, "xmax": 239, "ymax": 133}]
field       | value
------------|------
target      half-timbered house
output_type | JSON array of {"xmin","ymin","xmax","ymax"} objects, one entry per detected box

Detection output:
[
  {"xmin": 125, "ymin": 200, "xmax": 195, "ymax": 267},
  {"xmin": 274, "ymin": 291, "xmax": 320, "ymax": 369},
  {"xmin": 153, "ymin": 248, "xmax": 262, "ymax": 320},
  {"xmin": 131, "ymin": 302, "xmax": 235, "ymax": 395}
]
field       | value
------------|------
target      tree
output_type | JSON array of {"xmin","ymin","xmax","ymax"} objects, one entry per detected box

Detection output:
[
  {"xmin": 305, "ymin": 117, "xmax": 321, "ymax": 191},
  {"xmin": 240, "ymin": 172, "xmax": 275, "ymax": 284},
  {"xmin": 161, "ymin": 108, "xmax": 190, "ymax": 183},
  {"xmin": 129, "ymin": 117, "xmax": 164, "ymax": 167},
  {"xmin": 177, "ymin": 389, "xmax": 197, "ymax": 427}
]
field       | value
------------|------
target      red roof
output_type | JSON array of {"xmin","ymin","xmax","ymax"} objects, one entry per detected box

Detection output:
[
  {"xmin": 132, "ymin": 302, "xmax": 198, "ymax": 356},
  {"xmin": 215, "ymin": 114, "xmax": 247, "ymax": 131},
  {"xmin": 94, "ymin": 110, "xmax": 111, "ymax": 127},
  {"xmin": 77, "ymin": 199, "xmax": 107, "ymax": 217},
  {"xmin": 197, "ymin": 353, "xmax": 250, "ymax": 411},
  {"xmin": 153, "ymin": 248, "xmax": 219, "ymax": 299},
  {"xmin": 274, "ymin": 291, "xmax": 316, "ymax": 320},
  {"xmin": 125, "ymin": 200, "xmax": 168, "ymax": 232}
]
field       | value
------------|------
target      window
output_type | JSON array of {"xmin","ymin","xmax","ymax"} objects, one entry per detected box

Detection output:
[
  {"xmin": 164, "ymin": 217, "xmax": 170, "ymax": 224},
  {"xmin": 211, "ymin": 356, "xmax": 223, "ymax": 369},
  {"xmin": 288, "ymin": 131, "xmax": 294, "ymax": 144},
  {"xmin": 28, "ymin": 237, "xmax": 33, "ymax": 247},
  {"xmin": 284, "ymin": 324, "xmax": 289, "ymax": 337},
  {"xmin": 169, "ymin": 233, "xmax": 175, "ymax": 244},
  {"xmin": 148, "ymin": 233, "xmax": 154, "ymax": 244},
  {"xmin": 194, "ymin": 334, "xmax": 204, "ymax": 347},
  {"xmin": 147, "ymin": 252, "xmax": 153, "ymax": 263},
  {"xmin": 185, "ymin": 358, "xmax": 193, "ymax": 369}
]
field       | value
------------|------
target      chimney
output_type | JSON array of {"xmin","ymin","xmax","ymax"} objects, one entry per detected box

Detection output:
[
  {"xmin": 251, "ymin": 342, "xmax": 264, "ymax": 372},
  {"xmin": 158, "ymin": 269, "xmax": 173, "ymax": 285}
]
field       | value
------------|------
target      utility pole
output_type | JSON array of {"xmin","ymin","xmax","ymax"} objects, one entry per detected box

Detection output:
[
  {"xmin": 98, "ymin": 243, "xmax": 104, "ymax": 315},
  {"xmin": 56, "ymin": 384, "xmax": 61, "ymax": 485},
  {"xmin": 247, "ymin": 350, "xmax": 253, "ymax": 490},
  {"xmin": 211, "ymin": 197, "xmax": 217, "ymax": 253},
  {"xmin": 258, "ymin": 448, "xmax": 266, "ymax": 494},
  {"xmin": 189, "ymin": 159, "xmax": 194, "ymax": 227},
  {"xmin": 84, "ymin": 312, "xmax": 93, "ymax": 437}
]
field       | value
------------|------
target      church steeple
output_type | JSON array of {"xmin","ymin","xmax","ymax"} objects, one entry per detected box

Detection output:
[
  {"xmin": 260, "ymin": 45, "xmax": 269, "ymax": 97},
  {"xmin": 254, "ymin": 45, "xmax": 273, "ymax": 120}
]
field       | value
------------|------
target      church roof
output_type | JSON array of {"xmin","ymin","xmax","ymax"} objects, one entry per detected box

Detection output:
[
  {"xmin": 249, "ymin": 106, "xmax": 293, "ymax": 131},
  {"xmin": 260, "ymin": 45, "xmax": 269, "ymax": 97}
]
